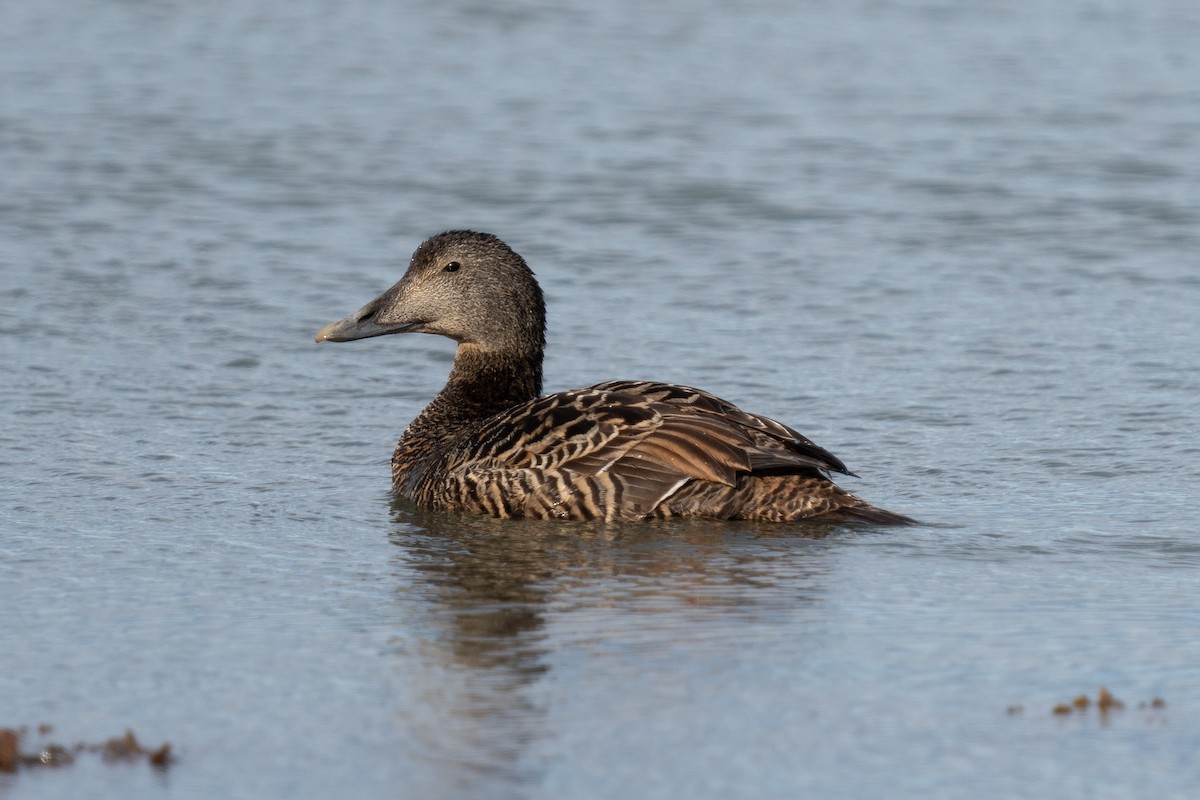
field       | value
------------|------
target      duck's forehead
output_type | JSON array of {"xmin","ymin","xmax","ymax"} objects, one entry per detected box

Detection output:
[
  {"xmin": 404, "ymin": 245, "xmax": 444, "ymax": 276},
  {"xmin": 410, "ymin": 236, "xmax": 447, "ymax": 264},
  {"xmin": 410, "ymin": 233, "xmax": 477, "ymax": 266}
]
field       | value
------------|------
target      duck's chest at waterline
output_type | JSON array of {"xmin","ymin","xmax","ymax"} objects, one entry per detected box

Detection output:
[{"xmin": 390, "ymin": 434, "xmax": 445, "ymax": 503}]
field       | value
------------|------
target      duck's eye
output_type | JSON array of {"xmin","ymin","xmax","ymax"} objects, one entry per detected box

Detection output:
[{"xmin": 443, "ymin": 261, "xmax": 461, "ymax": 273}]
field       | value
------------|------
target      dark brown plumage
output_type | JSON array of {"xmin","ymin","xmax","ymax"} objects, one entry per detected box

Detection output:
[{"xmin": 316, "ymin": 230, "xmax": 914, "ymax": 524}]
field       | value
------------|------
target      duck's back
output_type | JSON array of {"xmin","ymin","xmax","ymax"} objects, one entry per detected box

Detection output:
[{"xmin": 392, "ymin": 380, "xmax": 912, "ymax": 524}]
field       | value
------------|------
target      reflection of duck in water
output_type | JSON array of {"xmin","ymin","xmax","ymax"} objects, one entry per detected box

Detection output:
[
  {"xmin": 386, "ymin": 505, "xmax": 839, "ymax": 791},
  {"xmin": 318, "ymin": 231, "xmax": 914, "ymax": 525}
]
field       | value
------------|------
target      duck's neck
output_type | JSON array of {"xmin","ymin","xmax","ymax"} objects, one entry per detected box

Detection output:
[{"xmin": 398, "ymin": 343, "xmax": 543, "ymax": 459}]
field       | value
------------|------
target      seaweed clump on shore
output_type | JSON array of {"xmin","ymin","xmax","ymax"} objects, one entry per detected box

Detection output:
[
  {"xmin": 1007, "ymin": 687, "xmax": 1166, "ymax": 723},
  {"xmin": 0, "ymin": 726, "xmax": 172, "ymax": 774}
]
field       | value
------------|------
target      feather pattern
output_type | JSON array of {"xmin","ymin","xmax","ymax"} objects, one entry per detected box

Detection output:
[{"xmin": 316, "ymin": 231, "xmax": 914, "ymax": 525}]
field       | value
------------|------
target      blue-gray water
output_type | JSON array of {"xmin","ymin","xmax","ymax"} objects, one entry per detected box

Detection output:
[{"xmin": 3, "ymin": 1, "xmax": 1199, "ymax": 798}]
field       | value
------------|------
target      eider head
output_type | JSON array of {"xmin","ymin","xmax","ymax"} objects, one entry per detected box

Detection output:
[{"xmin": 315, "ymin": 230, "xmax": 546, "ymax": 357}]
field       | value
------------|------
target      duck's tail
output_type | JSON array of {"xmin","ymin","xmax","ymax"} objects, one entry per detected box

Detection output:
[{"xmin": 837, "ymin": 501, "xmax": 918, "ymax": 526}]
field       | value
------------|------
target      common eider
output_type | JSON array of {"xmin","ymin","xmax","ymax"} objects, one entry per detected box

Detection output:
[{"xmin": 316, "ymin": 230, "xmax": 913, "ymax": 524}]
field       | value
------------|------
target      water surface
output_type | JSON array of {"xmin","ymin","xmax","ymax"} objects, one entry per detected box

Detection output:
[{"xmin": 2, "ymin": 1, "xmax": 1199, "ymax": 798}]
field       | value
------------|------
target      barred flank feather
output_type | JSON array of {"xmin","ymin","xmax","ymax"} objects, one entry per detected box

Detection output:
[{"xmin": 317, "ymin": 231, "xmax": 915, "ymax": 525}]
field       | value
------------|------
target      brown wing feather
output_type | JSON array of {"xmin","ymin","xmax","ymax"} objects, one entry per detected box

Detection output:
[
  {"xmin": 588, "ymin": 380, "xmax": 851, "ymax": 476},
  {"xmin": 446, "ymin": 382, "xmax": 850, "ymax": 520}
]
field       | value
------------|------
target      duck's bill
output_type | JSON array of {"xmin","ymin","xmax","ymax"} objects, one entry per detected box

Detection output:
[{"xmin": 314, "ymin": 297, "xmax": 401, "ymax": 343}]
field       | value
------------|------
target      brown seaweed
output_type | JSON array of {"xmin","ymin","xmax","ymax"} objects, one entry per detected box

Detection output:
[{"xmin": 0, "ymin": 726, "xmax": 172, "ymax": 774}]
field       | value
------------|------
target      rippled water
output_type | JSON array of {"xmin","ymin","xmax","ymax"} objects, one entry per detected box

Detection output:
[{"xmin": 3, "ymin": 1, "xmax": 1199, "ymax": 798}]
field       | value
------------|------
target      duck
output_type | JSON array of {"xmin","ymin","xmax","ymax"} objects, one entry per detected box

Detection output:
[{"xmin": 316, "ymin": 230, "xmax": 914, "ymax": 524}]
